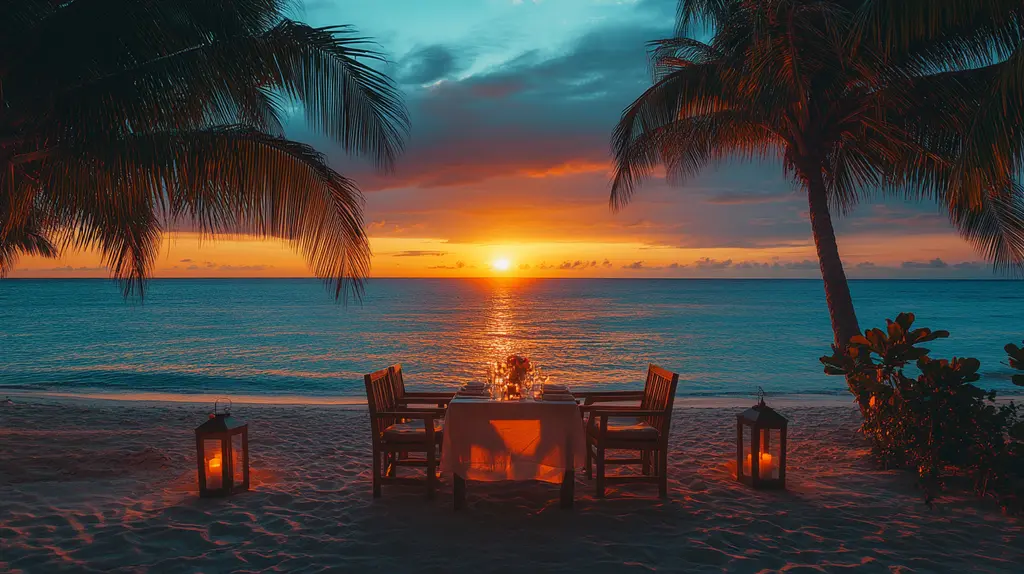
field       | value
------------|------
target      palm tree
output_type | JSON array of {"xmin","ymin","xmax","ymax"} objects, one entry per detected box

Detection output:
[
  {"xmin": 0, "ymin": 0, "xmax": 408, "ymax": 299},
  {"xmin": 611, "ymin": 0, "xmax": 1024, "ymax": 395}
]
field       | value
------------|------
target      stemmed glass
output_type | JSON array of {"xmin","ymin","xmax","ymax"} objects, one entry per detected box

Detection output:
[{"xmin": 521, "ymin": 370, "xmax": 535, "ymax": 401}]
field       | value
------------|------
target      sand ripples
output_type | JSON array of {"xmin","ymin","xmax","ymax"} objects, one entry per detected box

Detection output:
[{"xmin": 2, "ymin": 400, "xmax": 1022, "ymax": 572}]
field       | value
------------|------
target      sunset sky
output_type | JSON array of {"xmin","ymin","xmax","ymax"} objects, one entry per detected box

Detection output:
[{"xmin": 11, "ymin": 0, "xmax": 1000, "ymax": 280}]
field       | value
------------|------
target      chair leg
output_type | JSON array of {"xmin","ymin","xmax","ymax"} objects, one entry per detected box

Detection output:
[
  {"xmin": 585, "ymin": 443, "xmax": 593, "ymax": 479},
  {"xmin": 372, "ymin": 449, "xmax": 382, "ymax": 498},
  {"xmin": 658, "ymin": 448, "xmax": 668, "ymax": 499},
  {"xmin": 641, "ymin": 450, "xmax": 651, "ymax": 476},
  {"xmin": 596, "ymin": 444, "xmax": 606, "ymax": 498},
  {"xmin": 426, "ymin": 444, "xmax": 437, "ymax": 500}
]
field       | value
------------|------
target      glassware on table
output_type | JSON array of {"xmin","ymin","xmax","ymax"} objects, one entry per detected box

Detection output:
[{"xmin": 521, "ymin": 371, "xmax": 534, "ymax": 401}]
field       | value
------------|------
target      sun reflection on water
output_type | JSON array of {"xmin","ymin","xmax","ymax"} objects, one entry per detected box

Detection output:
[{"xmin": 482, "ymin": 279, "xmax": 518, "ymax": 362}]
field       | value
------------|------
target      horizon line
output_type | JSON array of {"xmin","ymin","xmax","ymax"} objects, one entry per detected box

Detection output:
[{"xmin": 3, "ymin": 276, "xmax": 1018, "ymax": 282}]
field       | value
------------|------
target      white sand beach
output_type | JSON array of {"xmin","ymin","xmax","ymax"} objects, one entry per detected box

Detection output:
[{"xmin": 2, "ymin": 396, "xmax": 1022, "ymax": 573}]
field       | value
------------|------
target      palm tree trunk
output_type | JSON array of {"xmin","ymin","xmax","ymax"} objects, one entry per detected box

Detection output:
[{"xmin": 805, "ymin": 171, "xmax": 860, "ymax": 349}]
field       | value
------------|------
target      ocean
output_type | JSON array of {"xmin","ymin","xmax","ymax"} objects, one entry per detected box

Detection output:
[{"xmin": 1, "ymin": 278, "xmax": 1021, "ymax": 400}]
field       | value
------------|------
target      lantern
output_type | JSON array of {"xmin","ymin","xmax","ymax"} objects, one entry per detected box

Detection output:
[
  {"xmin": 195, "ymin": 401, "xmax": 249, "ymax": 497},
  {"xmin": 736, "ymin": 388, "xmax": 788, "ymax": 489}
]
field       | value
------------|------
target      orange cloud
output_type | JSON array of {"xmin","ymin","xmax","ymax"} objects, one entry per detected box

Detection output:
[{"xmin": 520, "ymin": 160, "xmax": 609, "ymax": 178}]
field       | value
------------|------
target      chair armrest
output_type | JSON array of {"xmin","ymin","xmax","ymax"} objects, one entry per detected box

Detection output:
[
  {"xmin": 402, "ymin": 391, "xmax": 456, "ymax": 399},
  {"xmin": 574, "ymin": 391, "xmax": 644, "ymax": 405},
  {"xmin": 590, "ymin": 408, "xmax": 668, "ymax": 417},
  {"xmin": 373, "ymin": 409, "xmax": 444, "ymax": 419},
  {"xmin": 397, "ymin": 396, "xmax": 452, "ymax": 406}
]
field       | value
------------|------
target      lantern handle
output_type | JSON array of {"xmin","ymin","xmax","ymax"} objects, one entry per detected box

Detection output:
[
  {"xmin": 213, "ymin": 398, "xmax": 232, "ymax": 416},
  {"xmin": 756, "ymin": 386, "xmax": 765, "ymax": 406}
]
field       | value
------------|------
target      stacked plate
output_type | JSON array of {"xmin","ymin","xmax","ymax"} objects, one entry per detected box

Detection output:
[
  {"xmin": 458, "ymin": 382, "xmax": 489, "ymax": 397},
  {"xmin": 541, "ymin": 384, "xmax": 573, "ymax": 401}
]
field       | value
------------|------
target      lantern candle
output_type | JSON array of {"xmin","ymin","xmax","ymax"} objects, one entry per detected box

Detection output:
[
  {"xmin": 743, "ymin": 452, "xmax": 774, "ymax": 477},
  {"xmin": 207, "ymin": 453, "xmax": 223, "ymax": 489}
]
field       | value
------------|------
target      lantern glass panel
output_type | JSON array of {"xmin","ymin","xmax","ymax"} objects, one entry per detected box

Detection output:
[
  {"xmin": 203, "ymin": 438, "xmax": 225, "ymax": 490},
  {"xmin": 741, "ymin": 424, "xmax": 752, "ymax": 477},
  {"xmin": 231, "ymin": 434, "xmax": 245, "ymax": 487},
  {"xmin": 759, "ymin": 428, "xmax": 781, "ymax": 480}
]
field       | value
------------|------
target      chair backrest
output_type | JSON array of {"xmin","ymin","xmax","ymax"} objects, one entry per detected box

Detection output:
[
  {"xmin": 640, "ymin": 364, "xmax": 680, "ymax": 438},
  {"xmin": 364, "ymin": 367, "xmax": 399, "ymax": 444},
  {"xmin": 390, "ymin": 363, "xmax": 407, "ymax": 401}
]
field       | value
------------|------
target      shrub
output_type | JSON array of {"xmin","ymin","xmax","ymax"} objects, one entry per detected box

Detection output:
[
  {"xmin": 1007, "ymin": 341, "xmax": 1024, "ymax": 387},
  {"xmin": 821, "ymin": 313, "xmax": 1022, "ymax": 510}
]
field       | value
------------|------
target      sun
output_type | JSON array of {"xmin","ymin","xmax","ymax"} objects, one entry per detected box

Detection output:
[{"xmin": 491, "ymin": 257, "xmax": 512, "ymax": 272}]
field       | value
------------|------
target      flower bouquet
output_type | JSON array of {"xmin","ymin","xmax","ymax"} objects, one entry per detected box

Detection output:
[{"xmin": 488, "ymin": 354, "xmax": 534, "ymax": 400}]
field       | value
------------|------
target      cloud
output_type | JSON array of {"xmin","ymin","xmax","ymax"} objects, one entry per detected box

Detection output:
[
  {"xmin": 519, "ymin": 263, "xmax": 531, "ymax": 270},
  {"xmin": 704, "ymin": 191, "xmax": 792, "ymax": 205},
  {"xmin": 733, "ymin": 261, "xmax": 770, "ymax": 270},
  {"xmin": 621, "ymin": 260, "xmax": 666, "ymax": 270},
  {"xmin": 179, "ymin": 258, "xmax": 193, "ymax": 263},
  {"xmin": 218, "ymin": 264, "xmax": 271, "ymax": 271},
  {"xmin": 901, "ymin": 258, "xmax": 948, "ymax": 269},
  {"xmin": 694, "ymin": 257, "xmax": 733, "ymax": 269},
  {"xmin": 330, "ymin": 6, "xmax": 674, "ymax": 193},
  {"xmin": 557, "ymin": 259, "xmax": 599, "ymax": 270},
  {"xmin": 186, "ymin": 265, "xmax": 200, "ymax": 270},
  {"xmin": 48, "ymin": 265, "xmax": 106, "ymax": 272},
  {"xmin": 953, "ymin": 261, "xmax": 984, "ymax": 270},
  {"xmin": 399, "ymin": 45, "xmax": 463, "ymax": 84},
  {"xmin": 782, "ymin": 259, "xmax": 818, "ymax": 270},
  {"xmin": 856, "ymin": 261, "xmax": 877, "ymax": 268},
  {"xmin": 428, "ymin": 261, "xmax": 467, "ymax": 270},
  {"xmin": 602, "ymin": 259, "xmax": 613, "ymax": 268},
  {"xmin": 392, "ymin": 250, "xmax": 448, "ymax": 257}
]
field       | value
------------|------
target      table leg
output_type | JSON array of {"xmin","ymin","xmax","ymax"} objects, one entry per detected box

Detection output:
[
  {"xmin": 560, "ymin": 469, "xmax": 574, "ymax": 509},
  {"xmin": 454, "ymin": 474, "xmax": 466, "ymax": 511}
]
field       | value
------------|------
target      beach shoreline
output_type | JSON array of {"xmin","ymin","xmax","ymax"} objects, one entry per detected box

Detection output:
[{"xmin": 1, "ymin": 389, "xmax": 864, "ymax": 409}]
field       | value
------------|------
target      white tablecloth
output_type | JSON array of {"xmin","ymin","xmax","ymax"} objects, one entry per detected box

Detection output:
[{"xmin": 440, "ymin": 397, "xmax": 587, "ymax": 483}]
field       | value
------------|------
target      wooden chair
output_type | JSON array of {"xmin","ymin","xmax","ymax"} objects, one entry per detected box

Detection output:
[
  {"xmin": 364, "ymin": 367, "xmax": 446, "ymax": 499},
  {"xmin": 390, "ymin": 363, "xmax": 456, "ymax": 408},
  {"xmin": 577, "ymin": 364, "xmax": 680, "ymax": 498}
]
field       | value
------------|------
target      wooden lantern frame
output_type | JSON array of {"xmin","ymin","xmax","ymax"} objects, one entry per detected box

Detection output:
[
  {"xmin": 736, "ymin": 393, "xmax": 788, "ymax": 490},
  {"xmin": 195, "ymin": 410, "xmax": 249, "ymax": 498}
]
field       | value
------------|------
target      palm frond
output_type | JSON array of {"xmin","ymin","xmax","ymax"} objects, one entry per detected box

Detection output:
[
  {"xmin": 610, "ymin": 62, "xmax": 736, "ymax": 207},
  {"xmin": 948, "ymin": 183, "xmax": 1024, "ymax": 275},
  {"xmin": 36, "ymin": 127, "xmax": 370, "ymax": 299},
  {"xmin": 2, "ymin": 1, "xmax": 407, "ymax": 299},
  {"xmin": 268, "ymin": 22, "xmax": 410, "ymax": 169},
  {"xmin": 0, "ymin": 204, "xmax": 57, "ymax": 278},
  {"xmin": 852, "ymin": 0, "xmax": 1023, "ymax": 68},
  {"xmin": 676, "ymin": 0, "xmax": 730, "ymax": 37}
]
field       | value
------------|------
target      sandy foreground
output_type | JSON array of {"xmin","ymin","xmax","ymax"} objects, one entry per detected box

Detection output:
[{"xmin": 1, "ymin": 396, "xmax": 1022, "ymax": 573}]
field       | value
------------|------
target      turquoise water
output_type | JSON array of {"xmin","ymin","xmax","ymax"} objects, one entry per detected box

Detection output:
[{"xmin": 0, "ymin": 278, "xmax": 1021, "ymax": 398}]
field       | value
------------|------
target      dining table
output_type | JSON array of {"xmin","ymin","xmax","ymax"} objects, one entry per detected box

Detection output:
[{"xmin": 439, "ymin": 387, "xmax": 587, "ymax": 509}]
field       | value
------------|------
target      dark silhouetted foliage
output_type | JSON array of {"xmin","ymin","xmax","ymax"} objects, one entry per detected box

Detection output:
[
  {"xmin": 822, "ymin": 313, "xmax": 1023, "ymax": 512},
  {"xmin": 0, "ymin": 0, "xmax": 409, "ymax": 299}
]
